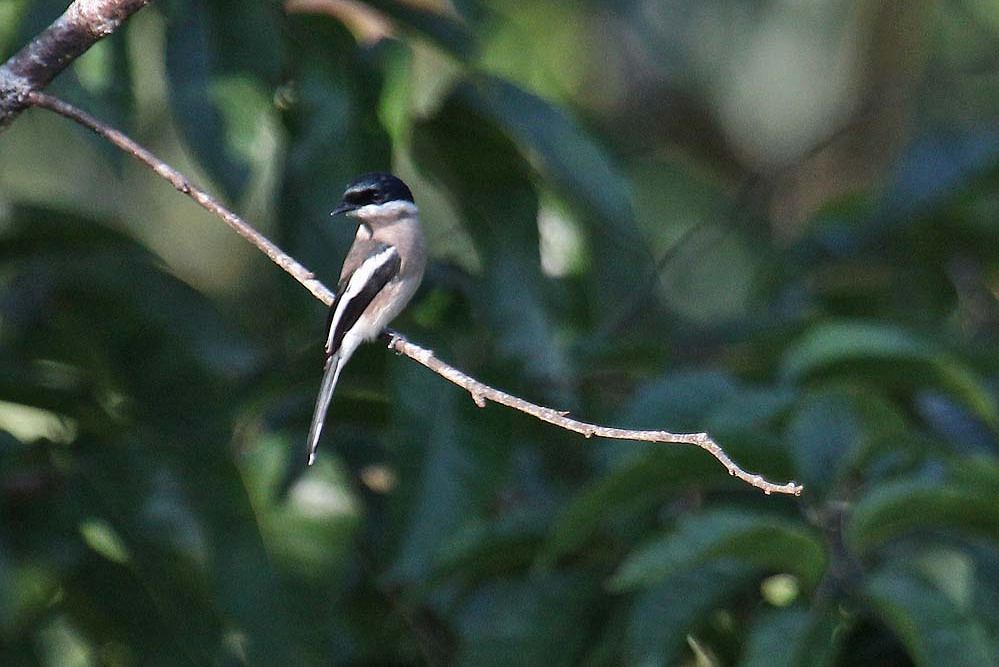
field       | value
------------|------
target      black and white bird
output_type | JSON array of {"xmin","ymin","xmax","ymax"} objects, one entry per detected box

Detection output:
[{"xmin": 307, "ymin": 172, "xmax": 427, "ymax": 465}]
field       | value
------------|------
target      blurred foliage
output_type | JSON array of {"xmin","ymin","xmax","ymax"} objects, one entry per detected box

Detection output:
[{"xmin": 2, "ymin": 0, "xmax": 999, "ymax": 665}]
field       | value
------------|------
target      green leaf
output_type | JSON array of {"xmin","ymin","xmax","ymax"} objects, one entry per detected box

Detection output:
[
  {"xmin": 0, "ymin": 202, "xmax": 153, "ymax": 261},
  {"xmin": 963, "ymin": 541, "xmax": 999, "ymax": 658},
  {"xmin": 362, "ymin": 0, "xmax": 477, "ymax": 60},
  {"xmin": 411, "ymin": 84, "xmax": 570, "ymax": 392},
  {"xmin": 0, "ymin": 1, "xmax": 24, "ymax": 59},
  {"xmin": 435, "ymin": 511, "xmax": 547, "ymax": 579},
  {"xmin": 610, "ymin": 509, "xmax": 826, "ymax": 592},
  {"xmin": 252, "ymin": 445, "xmax": 361, "ymax": 581},
  {"xmin": 781, "ymin": 321, "xmax": 923, "ymax": 377},
  {"xmin": 16, "ymin": 0, "xmax": 136, "ymax": 163},
  {"xmin": 384, "ymin": 362, "xmax": 481, "ymax": 583},
  {"xmin": 626, "ymin": 562, "xmax": 756, "ymax": 667},
  {"xmin": 459, "ymin": 76, "xmax": 655, "ymax": 320},
  {"xmin": 622, "ymin": 370, "xmax": 740, "ymax": 434},
  {"xmin": 781, "ymin": 320, "xmax": 998, "ymax": 429},
  {"xmin": 70, "ymin": 446, "xmax": 245, "ymax": 665},
  {"xmin": 885, "ymin": 129, "xmax": 999, "ymax": 220},
  {"xmin": 538, "ymin": 372, "xmax": 789, "ymax": 567},
  {"xmin": 452, "ymin": 572, "xmax": 600, "ymax": 667},
  {"xmin": 164, "ymin": 1, "xmax": 255, "ymax": 201},
  {"xmin": 188, "ymin": 0, "xmax": 282, "ymax": 84},
  {"xmin": 0, "ymin": 199, "xmax": 308, "ymax": 661},
  {"xmin": 784, "ymin": 390, "xmax": 864, "ymax": 497},
  {"xmin": 739, "ymin": 606, "xmax": 843, "ymax": 667},
  {"xmin": 864, "ymin": 567, "xmax": 998, "ymax": 667},
  {"xmin": 538, "ymin": 448, "xmax": 719, "ymax": 567},
  {"xmin": 79, "ymin": 517, "xmax": 132, "ymax": 565},
  {"xmin": 464, "ymin": 76, "xmax": 632, "ymax": 227},
  {"xmin": 952, "ymin": 458, "xmax": 999, "ymax": 495},
  {"xmin": 847, "ymin": 473, "xmax": 999, "ymax": 555},
  {"xmin": 0, "ymin": 205, "xmax": 258, "ymax": 429},
  {"xmin": 706, "ymin": 385, "xmax": 795, "ymax": 435},
  {"xmin": 278, "ymin": 13, "xmax": 392, "ymax": 277}
]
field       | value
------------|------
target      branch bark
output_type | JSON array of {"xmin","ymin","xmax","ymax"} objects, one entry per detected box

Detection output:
[
  {"xmin": 25, "ymin": 91, "xmax": 802, "ymax": 496},
  {"xmin": 0, "ymin": 0, "xmax": 151, "ymax": 129},
  {"xmin": 385, "ymin": 334, "xmax": 801, "ymax": 495}
]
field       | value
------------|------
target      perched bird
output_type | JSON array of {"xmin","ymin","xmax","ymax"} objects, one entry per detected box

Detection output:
[{"xmin": 306, "ymin": 172, "xmax": 427, "ymax": 465}]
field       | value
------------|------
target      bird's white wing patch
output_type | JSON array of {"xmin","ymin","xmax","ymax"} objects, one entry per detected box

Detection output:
[{"xmin": 326, "ymin": 245, "xmax": 399, "ymax": 353}]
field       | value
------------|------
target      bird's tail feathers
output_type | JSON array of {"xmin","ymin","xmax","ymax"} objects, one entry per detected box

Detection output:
[{"xmin": 306, "ymin": 352, "xmax": 343, "ymax": 465}]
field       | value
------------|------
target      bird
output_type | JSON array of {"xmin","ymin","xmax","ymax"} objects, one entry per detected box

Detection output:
[{"xmin": 306, "ymin": 172, "xmax": 427, "ymax": 465}]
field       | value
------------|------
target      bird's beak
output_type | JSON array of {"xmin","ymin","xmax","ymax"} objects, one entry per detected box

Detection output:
[{"xmin": 331, "ymin": 202, "xmax": 357, "ymax": 217}]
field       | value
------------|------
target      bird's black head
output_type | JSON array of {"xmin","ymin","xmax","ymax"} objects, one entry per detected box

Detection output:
[{"xmin": 331, "ymin": 172, "xmax": 414, "ymax": 217}]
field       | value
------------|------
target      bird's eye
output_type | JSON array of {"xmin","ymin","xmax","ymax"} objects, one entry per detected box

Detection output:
[{"xmin": 346, "ymin": 188, "xmax": 376, "ymax": 204}]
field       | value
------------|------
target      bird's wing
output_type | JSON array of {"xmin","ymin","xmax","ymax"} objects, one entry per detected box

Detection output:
[{"xmin": 325, "ymin": 243, "xmax": 401, "ymax": 355}]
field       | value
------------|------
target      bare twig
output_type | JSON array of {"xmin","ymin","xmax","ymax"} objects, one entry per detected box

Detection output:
[
  {"xmin": 26, "ymin": 91, "xmax": 334, "ymax": 305},
  {"xmin": 25, "ymin": 91, "xmax": 802, "ymax": 496},
  {"xmin": 385, "ymin": 333, "xmax": 800, "ymax": 496},
  {"xmin": 0, "ymin": 0, "xmax": 152, "ymax": 129}
]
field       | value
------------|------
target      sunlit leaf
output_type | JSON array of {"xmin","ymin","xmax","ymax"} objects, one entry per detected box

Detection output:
[
  {"xmin": 246, "ymin": 441, "xmax": 362, "ymax": 580},
  {"xmin": 79, "ymin": 518, "xmax": 131, "ymax": 565}
]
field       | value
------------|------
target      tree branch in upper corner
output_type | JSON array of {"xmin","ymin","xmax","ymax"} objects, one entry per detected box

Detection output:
[
  {"xmin": 0, "ymin": 0, "xmax": 151, "ymax": 130},
  {"xmin": 23, "ymin": 91, "xmax": 803, "ymax": 497}
]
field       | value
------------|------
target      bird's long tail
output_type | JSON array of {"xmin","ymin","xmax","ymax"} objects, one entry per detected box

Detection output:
[{"xmin": 306, "ymin": 352, "xmax": 343, "ymax": 465}]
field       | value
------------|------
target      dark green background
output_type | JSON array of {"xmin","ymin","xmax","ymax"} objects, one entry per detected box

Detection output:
[{"xmin": 2, "ymin": 0, "xmax": 999, "ymax": 665}]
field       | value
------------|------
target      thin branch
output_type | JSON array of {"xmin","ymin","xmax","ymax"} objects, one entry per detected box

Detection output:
[
  {"xmin": 0, "ymin": 0, "xmax": 151, "ymax": 129},
  {"xmin": 27, "ymin": 91, "xmax": 335, "ymax": 306},
  {"xmin": 25, "ymin": 91, "xmax": 802, "ymax": 497},
  {"xmin": 384, "ymin": 333, "xmax": 800, "ymax": 496}
]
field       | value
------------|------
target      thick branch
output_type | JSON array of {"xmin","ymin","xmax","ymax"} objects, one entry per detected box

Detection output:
[
  {"xmin": 0, "ymin": 0, "xmax": 151, "ymax": 129},
  {"xmin": 24, "ymin": 91, "xmax": 802, "ymax": 497}
]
